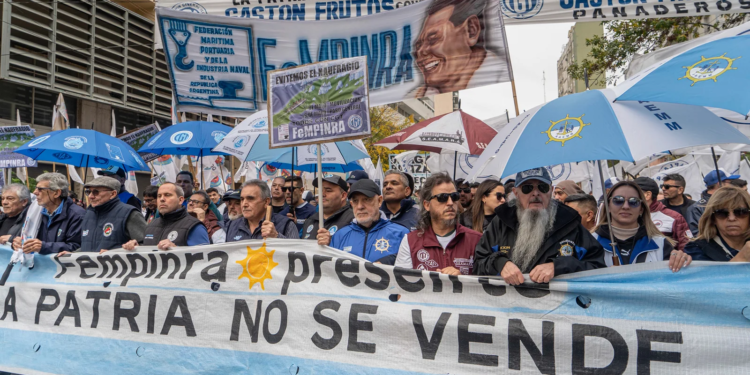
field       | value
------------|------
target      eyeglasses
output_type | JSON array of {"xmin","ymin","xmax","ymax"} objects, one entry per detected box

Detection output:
[
  {"xmin": 188, "ymin": 199, "xmax": 206, "ymax": 205},
  {"xmin": 519, "ymin": 183, "xmax": 551, "ymax": 195},
  {"xmin": 458, "ymin": 188, "xmax": 471, "ymax": 194},
  {"xmin": 713, "ymin": 208, "xmax": 750, "ymax": 220},
  {"xmin": 36, "ymin": 187, "xmax": 52, "ymax": 192},
  {"xmin": 661, "ymin": 184, "xmax": 680, "ymax": 190},
  {"xmin": 84, "ymin": 189, "xmax": 113, "ymax": 196},
  {"xmin": 611, "ymin": 196, "xmax": 642, "ymax": 208},
  {"xmin": 495, "ymin": 192, "xmax": 506, "ymax": 200},
  {"xmin": 429, "ymin": 192, "xmax": 460, "ymax": 203}
]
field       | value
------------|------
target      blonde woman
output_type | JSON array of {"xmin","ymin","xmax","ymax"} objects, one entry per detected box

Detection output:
[{"xmin": 685, "ymin": 186, "xmax": 750, "ymax": 262}]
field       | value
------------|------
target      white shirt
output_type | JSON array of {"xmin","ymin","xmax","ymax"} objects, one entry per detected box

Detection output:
[{"xmin": 394, "ymin": 230, "xmax": 457, "ymax": 269}]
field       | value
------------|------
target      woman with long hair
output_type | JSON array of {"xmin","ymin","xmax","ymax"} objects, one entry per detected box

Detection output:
[
  {"xmin": 459, "ymin": 180, "xmax": 505, "ymax": 233},
  {"xmin": 685, "ymin": 186, "xmax": 750, "ymax": 262},
  {"xmin": 594, "ymin": 181, "xmax": 690, "ymax": 271}
]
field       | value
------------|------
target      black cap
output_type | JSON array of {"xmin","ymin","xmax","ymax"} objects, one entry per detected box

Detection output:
[
  {"xmin": 634, "ymin": 177, "xmax": 659, "ymax": 197},
  {"xmin": 98, "ymin": 165, "xmax": 126, "ymax": 179},
  {"xmin": 223, "ymin": 190, "xmax": 241, "ymax": 201},
  {"xmin": 403, "ymin": 172, "xmax": 415, "ymax": 193},
  {"xmin": 347, "ymin": 179, "xmax": 381, "ymax": 199},
  {"xmin": 313, "ymin": 175, "xmax": 348, "ymax": 192},
  {"xmin": 347, "ymin": 170, "xmax": 369, "ymax": 184}
]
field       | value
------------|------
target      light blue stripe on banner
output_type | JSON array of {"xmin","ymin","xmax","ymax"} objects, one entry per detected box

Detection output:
[{"xmin": 0, "ymin": 328, "xmax": 429, "ymax": 375}]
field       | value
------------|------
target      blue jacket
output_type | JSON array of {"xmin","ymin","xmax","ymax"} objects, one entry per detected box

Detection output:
[
  {"xmin": 381, "ymin": 199, "xmax": 419, "ymax": 231},
  {"xmin": 38, "ymin": 197, "xmax": 86, "ymax": 255},
  {"xmin": 280, "ymin": 202, "xmax": 317, "ymax": 233},
  {"xmin": 119, "ymin": 187, "xmax": 141, "ymax": 212},
  {"xmin": 330, "ymin": 219, "xmax": 410, "ymax": 264}
]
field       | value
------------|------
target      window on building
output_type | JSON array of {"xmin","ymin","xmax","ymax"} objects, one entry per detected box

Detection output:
[
  {"xmin": 31, "ymin": 88, "xmax": 78, "ymax": 128},
  {"xmin": 0, "ymin": 82, "xmax": 33, "ymax": 124}
]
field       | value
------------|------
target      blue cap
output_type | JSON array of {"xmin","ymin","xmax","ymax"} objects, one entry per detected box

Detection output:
[
  {"xmin": 97, "ymin": 165, "xmax": 126, "ymax": 179},
  {"xmin": 515, "ymin": 167, "xmax": 552, "ymax": 186},
  {"xmin": 347, "ymin": 170, "xmax": 369, "ymax": 184},
  {"xmin": 704, "ymin": 169, "xmax": 739, "ymax": 187},
  {"xmin": 604, "ymin": 177, "xmax": 620, "ymax": 190}
]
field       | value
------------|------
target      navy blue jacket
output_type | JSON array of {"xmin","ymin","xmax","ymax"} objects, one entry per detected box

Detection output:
[
  {"xmin": 226, "ymin": 213, "xmax": 299, "ymax": 241},
  {"xmin": 381, "ymin": 199, "xmax": 419, "ymax": 231},
  {"xmin": 119, "ymin": 187, "xmax": 142, "ymax": 212},
  {"xmin": 38, "ymin": 197, "xmax": 86, "ymax": 255},
  {"xmin": 280, "ymin": 202, "xmax": 317, "ymax": 233},
  {"xmin": 330, "ymin": 219, "xmax": 410, "ymax": 264}
]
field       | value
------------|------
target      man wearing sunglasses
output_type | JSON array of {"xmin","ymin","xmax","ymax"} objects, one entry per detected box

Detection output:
[
  {"xmin": 635, "ymin": 177, "xmax": 691, "ymax": 251},
  {"xmin": 270, "ymin": 176, "xmax": 289, "ymax": 215},
  {"xmin": 381, "ymin": 170, "xmax": 419, "ymax": 231},
  {"xmin": 319, "ymin": 179, "xmax": 409, "ymax": 264},
  {"xmin": 97, "ymin": 165, "xmax": 141, "ymax": 211},
  {"xmin": 12, "ymin": 173, "xmax": 85, "ymax": 255},
  {"xmin": 282, "ymin": 176, "xmax": 316, "ymax": 232},
  {"xmin": 455, "ymin": 179, "xmax": 474, "ymax": 209},
  {"xmin": 660, "ymin": 174, "xmax": 694, "ymax": 219},
  {"xmin": 474, "ymin": 167, "xmax": 605, "ymax": 285},
  {"xmin": 395, "ymin": 173, "xmax": 482, "ymax": 275},
  {"xmin": 187, "ymin": 191, "xmax": 226, "ymax": 244},
  {"xmin": 77, "ymin": 176, "xmax": 146, "ymax": 253},
  {"xmin": 686, "ymin": 169, "xmax": 740, "ymax": 235}
]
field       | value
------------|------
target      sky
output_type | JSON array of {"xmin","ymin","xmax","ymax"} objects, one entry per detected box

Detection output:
[{"xmin": 460, "ymin": 22, "xmax": 576, "ymax": 121}]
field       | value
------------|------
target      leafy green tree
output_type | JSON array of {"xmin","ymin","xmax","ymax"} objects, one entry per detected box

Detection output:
[
  {"xmin": 568, "ymin": 15, "xmax": 748, "ymax": 85},
  {"xmin": 364, "ymin": 106, "xmax": 414, "ymax": 169}
]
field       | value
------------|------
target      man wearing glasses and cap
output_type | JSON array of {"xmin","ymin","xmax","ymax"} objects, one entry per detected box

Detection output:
[
  {"xmin": 97, "ymin": 165, "xmax": 141, "ymax": 211},
  {"xmin": 317, "ymin": 179, "xmax": 409, "ymax": 264},
  {"xmin": 304, "ymin": 175, "xmax": 353, "ymax": 240},
  {"xmin": 474, "ymin": 167, "xmax": 605, "ymax": 285}
]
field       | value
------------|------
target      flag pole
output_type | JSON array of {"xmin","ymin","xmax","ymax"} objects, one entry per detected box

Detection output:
[{"xmin": 317, "ymin": 143, "xmax": 324, "ymax": 245}]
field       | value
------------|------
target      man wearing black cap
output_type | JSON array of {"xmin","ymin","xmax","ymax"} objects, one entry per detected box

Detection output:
[
  {"xmin": 381, "ymin": 170, "xmax": 419, "ymax": 231},
  {"xmin": 318, "ymin": 179, "xmax": 409, "ymax": 264},
  {"xmin": 474, "ymin": 167, "xmax": 605, "ymax": 284},
  {"xmin": 635, "ymin": 176, "xmax": 691, "ymax": 251},
  {"xmin": 78, "ymin": 176, "xmax": 146, "ymax": 253},
  {"xmin": 346, "ymin": 170, "xmax": 369, "ymax": 190},
  {"xmin": 304, "ymin": 175, "xmax": 354, "ymax": 240},
  {"xmin": 98, "ymin": 165, "xmax": 141, "ymax": 211}
]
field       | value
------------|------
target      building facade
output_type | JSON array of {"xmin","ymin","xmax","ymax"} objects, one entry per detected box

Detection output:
[{"xmin": 557, "ymin": 22, "xmax": 606, "ymax": 97}]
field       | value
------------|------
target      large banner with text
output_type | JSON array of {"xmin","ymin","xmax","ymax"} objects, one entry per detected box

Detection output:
[
  {"xmin": 157, "ymin": 0, "xmax": 511, "ymax": 115},
  {"xmin": 1, "ymin": 242, "xmax": 749, "ymax": 374}
]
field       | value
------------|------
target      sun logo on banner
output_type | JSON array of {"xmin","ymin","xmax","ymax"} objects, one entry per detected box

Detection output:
[
  {"xmin": 680, "ymin": 53, "xmax": 740, "ymax": 86},
  {"xmin": 543, "ymin": 114, "xmax": 590, "ymax": 146},
  {"xmin": 236, "ymin": 244, "xmax": 278, "ymax": 290}
]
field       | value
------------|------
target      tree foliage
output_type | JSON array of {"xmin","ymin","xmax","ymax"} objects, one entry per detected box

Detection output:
[
  {"xmin": 568, "ymin": 15, "xmax": 748, "ymax": 85},
  {"xmin": 364, "ymin": 106, "xmax": 414, "ymax": 170}
]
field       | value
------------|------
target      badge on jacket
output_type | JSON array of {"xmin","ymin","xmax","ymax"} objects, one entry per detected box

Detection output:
[
  {"xmin": 57, "ymin": 229, "xmax": 62, "ymax": 238},
  {"xmin": 329, "ymin": 225, "xmax": 338, "ymax": 235},
  {"xmin": 559, "ymin": 240, "xmax": 575, "ymax": 257},
  {"xmin": 82, "ymin": 230, "xmax": 89, "ymax": 237},
  {"xmin": 234, "ymin": 235, "xmax": 243, "ymax": 241},
  {"xmin": 375, "ymin": 238, "xmax": 390, "ymax": 253},
  {"xmin": 306, "ymin": 225, "xmax": 314, "ymax": 233},
  {"xmin": 168, "ymin": 231, "xmax": 178, "ymax": 242},
  {"xmin": 103, "ymin": 223, "xmax": 114, "ymax": 237}
]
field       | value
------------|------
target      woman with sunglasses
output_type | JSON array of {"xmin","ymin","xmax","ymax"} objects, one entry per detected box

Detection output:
[
  {"xmin": 460, "ymin": 180, "xmax": 505, "ymax": 233},
  {"xmin": 684, "ymin": 186, "xmax": 750, "ymax": 262},
  {"xmin": 594, "ymin": 181, "xmax": 690, "ymax": 271}
]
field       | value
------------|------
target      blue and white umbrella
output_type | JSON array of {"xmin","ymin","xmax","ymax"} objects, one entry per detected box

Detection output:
[
  {"xmin": 467, "ymin": 89, "xmax": 750, "ymax": 180},
  {"xmin": 15, "ymin": 129, "xmax": 149, "ymax": 172},
  {"xmin": 616, "ymin": 22, "xmax": 750, "ymax": 117},
  {"xmin": 138, "ymin": 121, "xmax": 232, "ymax": 157}
]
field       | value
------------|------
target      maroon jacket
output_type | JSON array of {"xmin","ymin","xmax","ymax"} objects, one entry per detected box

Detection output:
[
  {"xmin": 407, "ymin": 224, "xmax": 482, "ymax": 275},
  {"xmin": 649, "ymin": 201, "xmax": 691, "ymax": 252}
]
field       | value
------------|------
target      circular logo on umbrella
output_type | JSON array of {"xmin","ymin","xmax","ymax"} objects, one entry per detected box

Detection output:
[
  {"xmin": 171, "ymin": 131, "xmax": 193, "ymax": 145},
  {"xmin": 53, "ymin": 152, "xmax": 72, "ymax": 160},
  {"xmin": 94, "ymin": 157, "xmax": 109, "ymax": 165},
  {"xmin": 63, "ymin": 136, "xmax": 86, "ymax": 150},
  {"xmin": 28, "ymin": 135, "xmax": 50, "ymax": 147},
  {"xmin": 252, "ymin": 119, "xmax": 266, "ymax": 129},
  {"xmin": 547, "ymin": 164, "xmax": 568, "ymax": 180},
  {"xmin": 308, "ymin": 144, "xmax": 328, "ymax": 156},
  {"xmin": 212, "ymin": 131, "xmax": 227, "ymax": 143},
  {"xmin": 500, "ymin": 0, "xmax": 543, "ymax": 19},
  {"xmin": 543, "ymin": 114, "xmax": 590, "ymax": 147},
  {"xmin": 26, "ymin": 157, "xmax": 34, "ymax": 165},
  {"xmin": 347, "ymin": 115, "xmax": 363, "ymax": 131},
  {"xmin": 680, "ymin": 53, "xmax": 740, "ymax": 86},
  {"xmin": 232, "ymin": 136, "xmax": 249, "ymax": 148}
]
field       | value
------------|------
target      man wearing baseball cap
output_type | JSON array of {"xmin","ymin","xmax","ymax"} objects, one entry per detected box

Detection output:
[
  {"xmin": 635, "ymin": 176, "xmax": 691, "ymax": 251},
  {"xmin": 97, "ymin": 165, "xmax": 141, "ymax": 211},
  {"xmin": 79, "ymin": 176, "xmax": 146, "ymax": 253},
  {"xmin": 686, "ymin": 169, "xmax": 740, "ymax": 235},
  {"xmin": 318, "ymin": 179, "xmax": 409, "ymax": 264},
  {"xmin": 474, "ymin": 167, "xmax": 605, "ymax": 284},
  {"xmin": 346, "ymin": 170, "xmax": 369, "ymax": 190},
  {"xmin": 303, "ymin": 175, "xmax": 354, "ymax": 240}
]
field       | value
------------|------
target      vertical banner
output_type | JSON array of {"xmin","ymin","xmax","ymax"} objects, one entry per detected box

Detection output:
[{"xmin": 268, "ymin": 56, "xmax": 370, "ymax": 148}]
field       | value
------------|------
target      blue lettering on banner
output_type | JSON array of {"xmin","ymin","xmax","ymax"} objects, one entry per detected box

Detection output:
[
  {"xmin": 639, "ymin": 101, "xmax": 681, "ymax": 132},
  {"xmin": 258, "ymin": 38, "xmax": 277, "ymax": 102}
]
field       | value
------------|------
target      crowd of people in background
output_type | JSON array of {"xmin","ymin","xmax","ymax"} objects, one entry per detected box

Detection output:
[{"xmin": 2, "ymin": 163, "xmax": 749, "ymax": 285}]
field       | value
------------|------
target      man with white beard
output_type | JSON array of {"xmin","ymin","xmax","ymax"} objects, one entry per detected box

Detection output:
[{"xmin": 474, "ymin": 168, "xmax": 605, "ymax": 284}]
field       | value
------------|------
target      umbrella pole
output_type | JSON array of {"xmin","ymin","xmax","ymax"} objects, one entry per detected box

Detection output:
[
  {"xmin": 317, "ymin": 143, "xmax": 324, "ymax": 245},
  {"xmin": 291, "ymin": 148, "xmax": 296, "ymax": 218},
  {"xmin": 597, "ymin": 160, "xmax": 620, "ymax": 266},
  {"xmin": 25, "ymin": 167, "xmax": 29, "ymax": 188},
  {"xmin": 710, "ymin": 147, "xmax": 722, "ymax": 182},
  {"xmin": 453, "ymin": 151, "xmax": 457, "ymax": 180}
]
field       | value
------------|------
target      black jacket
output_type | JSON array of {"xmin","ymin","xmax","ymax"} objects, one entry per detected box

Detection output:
[
  {"xmin": 473, "ymin": 201, "xmax": 606, "ymax": 276},
  {"xmin": 684, "ymin": 237, "xmax": 741, "ymax": 261},
  {"xmin": 661, "ymin": 195, "xmax": 695, "ymax": 220},
  {"xmin": 0, "ymin": 204, "xmax": 28, "ymax": 243},
  {"xmin": 381, "ymin": 199, "xmax": 419, "ymax": 231},
  {"xmin": 459, "ymin": 211, "xmax": 495, "ymax": 233},
  {"xmin": 302, "ymin": 204, "xmax": 354, "ymax": 239}
]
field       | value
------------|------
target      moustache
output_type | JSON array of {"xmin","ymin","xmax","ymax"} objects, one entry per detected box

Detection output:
[{"xmin": 529, "ymin": 197, "xmax": 543, "ymax": 203}]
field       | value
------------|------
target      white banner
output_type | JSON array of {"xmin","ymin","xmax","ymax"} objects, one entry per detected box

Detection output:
[
  {"xmin": 157, "ymin": 0, "xmax": 511, "ymax": 115},
  {"xmin": 1, "ymin": 243, "xmax": 750, "ymax": 374}
]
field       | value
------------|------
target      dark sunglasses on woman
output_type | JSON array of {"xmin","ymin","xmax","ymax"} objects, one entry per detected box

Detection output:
[
  {"xmin": 495, "ymin": 192, "xmax": 506, "ymax": 200},
  {"xmin": 713, "ymin": 208, "xmax": 750, "ymax": 220},
  {"xmin": 611, "ymin": 196, "xmax": 641, "ymax": 208}
]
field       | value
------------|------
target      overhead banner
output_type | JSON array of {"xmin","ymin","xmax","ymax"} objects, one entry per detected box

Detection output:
[
  {"xmin": 157, "ymin": 0, "xmax": 511, "ymax": 115},
  {"xmin": 156, "ymin": 0, "xmax": 750, "ymax": 28},
  {"xmin": 0, "ymin": 125, "xmax": 37, "ymax": 168},
  {"xmin": 118, "ymin": 124, "xmax": 161, "ymax": 163},
  {"xmin": 268, "ymin": 56, "xmax": 371, "ymax": 148},
  {"xmin": 2, "ymin": 243, "xmax": 749, "ymax": 374}
]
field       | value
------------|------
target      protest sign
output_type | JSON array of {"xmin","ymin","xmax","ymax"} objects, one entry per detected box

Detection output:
[
  {"xmin": 157, "ymin": 0, "xmax": 511, "ymax": 115},
  {"xmin": 390, "ymin": 151, "xmax": 430, "ymax": 191},
  {"xmin": 0, "ymin": 125, "xmax": 37, "ymax": 168},
  {"xmin": 118, "ymin": 124, "xmax": 161, "ymax": 163},
  {"xmin": 268, "ymin": 56, "xmax": 370, "ymax": 148},
  {"xmin": 1, "ymin": 243, "xmax": 750, "ymax": 374}
]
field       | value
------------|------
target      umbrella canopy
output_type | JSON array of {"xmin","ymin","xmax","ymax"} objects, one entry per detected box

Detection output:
[
  {"xmin": 466, "ymin": 89, "xmax": 750, "ymax": 180},
  {"xmin": 15, "ymin": 129, "xmax": 149, "ymax": 172},
  {"xmin": 375, "ymin": 110, "xmax": 497, "ymax": 154},
  {"xmin": 138, "ymin": 121, "xmax": 232, "ymax": 156},
  {"xmin": 616, "ymin": 22, "xmax": 750, "ymax": 117}
]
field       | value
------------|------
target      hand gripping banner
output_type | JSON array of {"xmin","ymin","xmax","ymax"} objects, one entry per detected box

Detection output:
[{"xmin": 1, "ymin": 242, "xmax": 749, "ymax": 374}]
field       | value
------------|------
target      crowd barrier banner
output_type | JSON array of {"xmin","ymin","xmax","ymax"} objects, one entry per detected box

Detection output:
[
  {"xmin": 1, "ymin": 241, "xmax": 749, "ymax": 374},
  {"xmin": 156, "ymin": 0, "xmax": 511, "ymax": 115}
]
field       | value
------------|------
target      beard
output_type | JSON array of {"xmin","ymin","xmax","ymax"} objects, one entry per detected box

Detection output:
[
  {"xmin": 430, "ymin": 209, "xmax": 456, "ymax": 228},
  {"xmin": 510, "ymin": 199, "xmax": 558, "ymax": 272},
  {"xmin": 228, "ymin": 212, "xmax": 242, "ymax": 221}
]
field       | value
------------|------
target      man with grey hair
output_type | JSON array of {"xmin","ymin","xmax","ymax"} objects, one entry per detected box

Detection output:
[
  {"xmin": 226, "ymin": 179, "xmax": 298, "ymax": 241},
  {"xmin": 13, "ymin": 172, "xmax": 85, "ymax": 254},
  {"xmin": 0, "ymin": 183, "xmax": 31, "ymax": 244},
  {"xmin": 381, "ymin": 170, "xmax": 419, "ymax": 231},
  {"xmin": 474, "ymin": 167, "xmax": 605, "ymax": 284}
]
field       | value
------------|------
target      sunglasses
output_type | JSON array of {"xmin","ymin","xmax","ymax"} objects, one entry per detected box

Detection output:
[
  {"xmin": 429, "ymin": 192, "xmax": 460, "ymax": 203},
  {"xmin": 84, "ymin": 189, "xmax": 113, "ymax": 197},
  {"xmin": 496, "ymin": 192, "xmax": 506, "ymax": 200},
  {"xmin": 281, "ymin": 187, "xmax": 299, "ymax": 192},
  {"xmin": 459, "ymin": 188, "xmax": 471, "ymax": 194},
  {"xmin": 519, "ymin": 183, "xmax": 551, "ymax": 195},
  {"xmin": 611, "ymin": 196, "xmax": 642, "ymax": 208},
  {"xmin": 661, "ymin": 184, "xmax": 681, "ymax": 190},
  {"xmin": 713, "ymin": 208, "xmax": 750, "ymax": 220}
]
